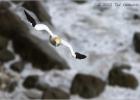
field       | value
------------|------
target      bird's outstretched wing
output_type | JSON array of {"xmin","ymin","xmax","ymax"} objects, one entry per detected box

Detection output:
[
  {"xmin": 24, "ymin": 10, "xmax": 37, "ymax": 27},
  {"xmin": 24, "ymin": 10, "xmax": 54, "ymax": 37},
  {"xmin": 34, "ymin": 24, "xmax": 54, "ymax": 37},
  {"xmin": 61, "ymin": 39, "xmax": 86, "ymax": 59}
]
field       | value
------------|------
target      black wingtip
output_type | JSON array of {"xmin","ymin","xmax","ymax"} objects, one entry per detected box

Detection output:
[
  {"xmin": 75, "ymin": 52, "xmax": 87, "ymax": 59},
  {"xmin": 24, "ymin": 10, "xmax": 36, "ymax": 27}
]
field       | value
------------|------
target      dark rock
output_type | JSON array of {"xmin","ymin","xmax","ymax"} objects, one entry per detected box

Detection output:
[
  {"xmin": 0, "ymin": 4, "xmax": 69, "ymax": 70},
  {"xmin": 12, "ymin": 35, "xmax": 69, "ymax": 70},
  {"xmin": 7, "ymin": 81, "xmax": 17, "ymax": 93},
  {"xmin": 70, "ymin": 74, "xmax": 106, "ymax": 98},
  {"xmin": 133, "ymin": 32, "xmax": 140, "ymax": 54},
  {"xmin": 72, "ymin": 0, "xmax": 87, "ymax": 4},
  {"xmin": 10, "ymin": 61, "xmax": 25, "ymax": 73},
  {"xmin": 36, "ymin": 83, "xmax": 49, "ymax": 91},
  {"xmin": 24, "ymin": 89, "xmax": 42, "ymax": 99},
  {"xmin": 42, "ymin": 87, "xmax": 70, "ymax": 99},
  {"xmin": 0, "ymin": 35, "xmax": 9, "ymax": 49},
  {"xmin": 23, "ymin": 75, "xmax": 39, "ymax": 89},
  {"xmin": 0, "ymin": 1, "xmax": 11, "ymax": 8},
  {"xmin": 133, "ymin": 14, "xmax": 140, "ymax": 20},
  {"xmin": 22, "ymin": 75, "xmax": 49, "ymax": 91},
  {"xmin": 0, "ymin": 49, "xmax": 15, "ymax": 62},
  {"xmin": 108, "ymin": 64, "xmax": 138, "ymax": 89}
]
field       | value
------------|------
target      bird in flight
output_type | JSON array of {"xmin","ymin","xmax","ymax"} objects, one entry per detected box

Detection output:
[{"xmin": 24, "ymin": 10, "xmax": 86, "ymax": 59}]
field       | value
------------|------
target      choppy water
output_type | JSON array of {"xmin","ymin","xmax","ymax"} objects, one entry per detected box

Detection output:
[{"xmin": 42, "ymin": 0, "xmax": 140, "ymax": 99}]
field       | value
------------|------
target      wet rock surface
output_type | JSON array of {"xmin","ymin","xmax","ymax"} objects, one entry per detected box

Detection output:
[
  {"xmin": 42, "ymin": 87, "xmax": 70, "ymax": 99},
  {"xmin": 0, "ymin": 49, "xmax": 15, "ymax": 63},
  {"xmin": 0, "ymin": 35, "xmax": 8, "ymax": 49},
  {"xmin": 23, "ymin": 75, "xmax": 39, "ymax": 89},
  {"xmin": 70, "ymin": 73, "xmax": 106, "ymax": 98},
  {"xmin": 10, "ymin": 61, "xmax": 25, "ymax": 73},
  {"xmin": 24, "ymin": 89, "xmax": 42, "ymax": 99},
  {"xmin": 12, "ymin": 36, "xmax": 69, "ymax": 70},
  {"xmin": 108, "ymin": 64, "xmax": 138, "ymax": 89}
]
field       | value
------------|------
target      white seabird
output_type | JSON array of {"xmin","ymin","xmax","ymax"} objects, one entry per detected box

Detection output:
[{"xmin": 24, "ymin": 10, "xmax": 86, "ymax": 59}]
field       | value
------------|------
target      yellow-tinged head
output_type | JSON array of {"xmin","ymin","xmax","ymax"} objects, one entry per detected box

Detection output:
[{"xmin": 50, "ymin": 35, "xmax": 61, "ymax": 46}]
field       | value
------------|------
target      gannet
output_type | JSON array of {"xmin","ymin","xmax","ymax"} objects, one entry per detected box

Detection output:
[{"xmin": 24, "ymin": 10, "xmax": 86, "ymax": 59}]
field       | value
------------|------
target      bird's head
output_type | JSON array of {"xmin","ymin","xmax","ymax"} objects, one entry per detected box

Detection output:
[{"xmin": 50, "ymin": 35, "xmax": 61, "ymax": 47}]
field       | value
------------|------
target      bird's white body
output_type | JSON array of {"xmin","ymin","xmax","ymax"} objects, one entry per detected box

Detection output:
[
  {"xmin": 34, "ymin": 24, "xmax": 54, "ymax": 37},
  {"xmin": 34, "ymin": 24, "xmax": 76, "ymax": 58}
]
